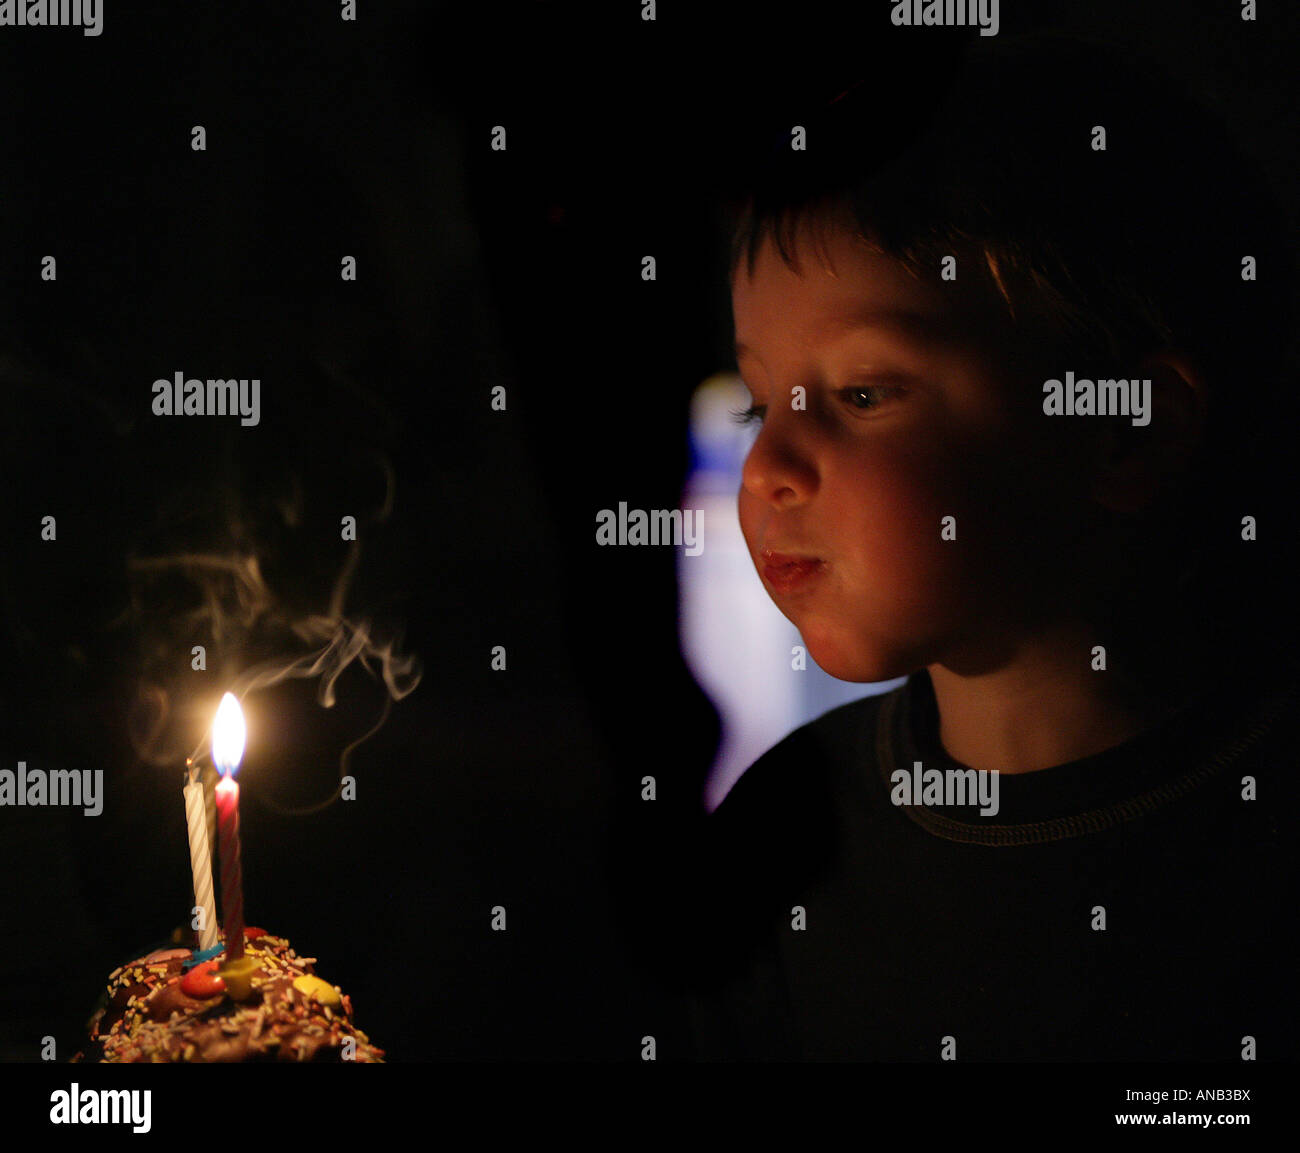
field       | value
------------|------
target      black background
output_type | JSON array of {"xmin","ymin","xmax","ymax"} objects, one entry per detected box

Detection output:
[{"xmin": 0, "ymin": 0, "xmax": 1295, "ymax": 1124}]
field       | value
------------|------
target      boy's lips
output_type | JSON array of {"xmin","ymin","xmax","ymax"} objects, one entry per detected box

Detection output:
[{"xmin": 760, "ymin": 549, "xmax": 827, "ymax": 594}]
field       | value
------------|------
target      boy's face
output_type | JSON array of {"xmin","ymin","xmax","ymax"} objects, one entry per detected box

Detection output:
[{"xmin": 732, "ymin": 222, "xmax": 1093, "ymax": 682}]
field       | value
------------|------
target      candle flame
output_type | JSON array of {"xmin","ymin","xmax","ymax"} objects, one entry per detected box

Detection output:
[{"xmin": 212, "ymin": 692, "xmax": 247, "ymax": 777}]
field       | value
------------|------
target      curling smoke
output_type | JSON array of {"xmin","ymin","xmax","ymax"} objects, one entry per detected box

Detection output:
[
  {"xmin": 124, "ymin": 538, "xmax": 421, "ymax": 774},
  {"xmin": 232, "ymin": 613, "xmax": 420, "ymax": 708}
]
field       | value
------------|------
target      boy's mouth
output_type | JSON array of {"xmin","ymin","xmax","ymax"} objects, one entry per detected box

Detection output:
[{"xmin": 760, "ymin": 549, "xmax": 827, "ymax": 594}]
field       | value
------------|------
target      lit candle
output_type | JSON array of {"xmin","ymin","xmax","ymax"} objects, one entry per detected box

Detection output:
[
  {"xmin": 212, "ymin": 693, "xmax": 248, "ymax": 966},
  {"xmin": 182, "ymin": 760, "xmax": 219, "ymax": 952}
]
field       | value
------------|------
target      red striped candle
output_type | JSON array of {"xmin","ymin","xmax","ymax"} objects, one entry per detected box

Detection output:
[
  {"xmin": 214, "ymin": 774, "xmax": 245, "ymax": 962},
  {"xmin": 211, "ymin": 693, "xmax": 248, "ymax": 964}
]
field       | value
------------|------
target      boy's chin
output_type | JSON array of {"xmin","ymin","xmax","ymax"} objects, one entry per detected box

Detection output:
[{"xmin": 801, "ymin": 630, "xmax": 919, "ymax": 685}]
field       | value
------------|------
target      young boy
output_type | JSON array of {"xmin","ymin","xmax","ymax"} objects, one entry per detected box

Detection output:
[{"xmin": 668, "ymin": 32, "xmax": 1298, "ymax": 1061}]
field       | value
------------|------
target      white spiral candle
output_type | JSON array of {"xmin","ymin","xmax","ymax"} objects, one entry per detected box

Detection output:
[{"xmin": 183, "ymin": 768, "xmax": 220, "ymax": 951}]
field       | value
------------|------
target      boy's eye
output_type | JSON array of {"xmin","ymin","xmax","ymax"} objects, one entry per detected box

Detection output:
[
  {"xmin": 838, "ymin": 383, "xmax": 905, "ymax": 413},
  {"xmin": 728, "ymin": 383, "xmax": 905, "ymax": 427}
]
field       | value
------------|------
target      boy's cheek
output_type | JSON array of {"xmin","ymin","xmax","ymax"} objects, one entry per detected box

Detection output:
[
  {"xmin": 735, "ymin": 491, "xmax": 763, "ymax": 556},
  {"xmin": 849, "ymin": 458, "xmax": 967, "ymax": 555}
]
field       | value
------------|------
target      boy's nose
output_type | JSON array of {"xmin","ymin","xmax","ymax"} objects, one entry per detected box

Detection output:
[{"xmin": 740, "ymin": 416, "xmax": 818, "ymax": 509}]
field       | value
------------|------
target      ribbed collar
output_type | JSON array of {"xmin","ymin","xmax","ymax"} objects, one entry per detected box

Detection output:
[{"xmin": 874, "ymin": 657, "xmax": 1298, "ymax": 845}]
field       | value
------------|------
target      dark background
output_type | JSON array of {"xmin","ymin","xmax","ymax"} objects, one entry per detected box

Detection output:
[{"xmin": 0, "ymin": 0, "xmax": 1295, "ymax": 1065}]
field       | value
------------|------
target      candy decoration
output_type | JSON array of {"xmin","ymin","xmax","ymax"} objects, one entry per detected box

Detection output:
[
  {"xmin": 292, "ymin": 975, "xmax": 341, "ymax": 1007},
  {"xmin": 141, "ymin": 948, "xmax": 192, "ymax": 965},
  {"xmin": 182, "ymin": 943, "xmax": 225, "ymax": 970},
  {"xmin": 181, "ymin": 961, "xmax": 226, "ymax": 998}
]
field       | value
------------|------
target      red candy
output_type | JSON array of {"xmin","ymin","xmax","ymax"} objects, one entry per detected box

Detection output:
[
  {"xmin": 181, "ymin": 961, "xmax": 226, "ymax": 998},
  {"xmin": 243, "ymin": 927, "xmax": 268, "ymax": 940}
]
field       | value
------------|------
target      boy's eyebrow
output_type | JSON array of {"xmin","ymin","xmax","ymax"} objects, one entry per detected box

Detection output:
[{"xmin": 734, "ymin": 309, "xmax": 945, "ymax": 363}]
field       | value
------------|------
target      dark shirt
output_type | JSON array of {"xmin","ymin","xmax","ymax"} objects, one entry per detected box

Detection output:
[{"xmin": 673, "ymin": 658, "xmax": 1299, "ymax": 1060}]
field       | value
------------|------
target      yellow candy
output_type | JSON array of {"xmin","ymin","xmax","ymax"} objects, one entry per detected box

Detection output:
[
  {"xmin": 293, "ymin": 975, "xmax": 341, "ymax": 1007},
  {"xmin": 217, "ymin": 956, "xmax": 260, "ymax": 1002}
]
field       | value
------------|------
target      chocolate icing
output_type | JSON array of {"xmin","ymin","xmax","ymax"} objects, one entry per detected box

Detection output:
[{"xmin": 73, "ymin": 930, "xmax": 384, "ymax": 1062}]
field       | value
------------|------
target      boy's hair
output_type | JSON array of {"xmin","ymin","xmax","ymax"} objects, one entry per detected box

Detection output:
[{"xmin": 728, "ymin": 31, "xmax": 1296, "ymax": 683}]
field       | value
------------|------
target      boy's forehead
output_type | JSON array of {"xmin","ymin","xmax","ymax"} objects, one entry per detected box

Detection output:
[
  {"xmin": 732, "ymin": 226, "xmax": 1016, "ymax": 358},
  {"xmin": 733, "ymin": 229, "xmax": 954, "ymax": 349}
]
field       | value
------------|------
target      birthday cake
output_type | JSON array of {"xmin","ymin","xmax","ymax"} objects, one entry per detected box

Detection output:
[{"xmin": 73, "ymin": 928, "xmax": 384, "ymax": 1062}]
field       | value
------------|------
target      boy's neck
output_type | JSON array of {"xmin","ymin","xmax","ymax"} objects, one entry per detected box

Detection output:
[{"xmin": 926, "ymin": 628, "xmax": 1206, "ymax": 775}]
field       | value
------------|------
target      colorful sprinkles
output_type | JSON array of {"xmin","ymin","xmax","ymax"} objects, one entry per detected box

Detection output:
[{"xmin": 72, "ymin": 931, "xmax": 384, "ymax": 1063}]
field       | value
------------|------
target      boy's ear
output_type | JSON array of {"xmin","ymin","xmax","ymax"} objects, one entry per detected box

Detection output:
[{"xmin": 1090, "ymin": 352, "xmax": 1209, "ymax": 515}]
